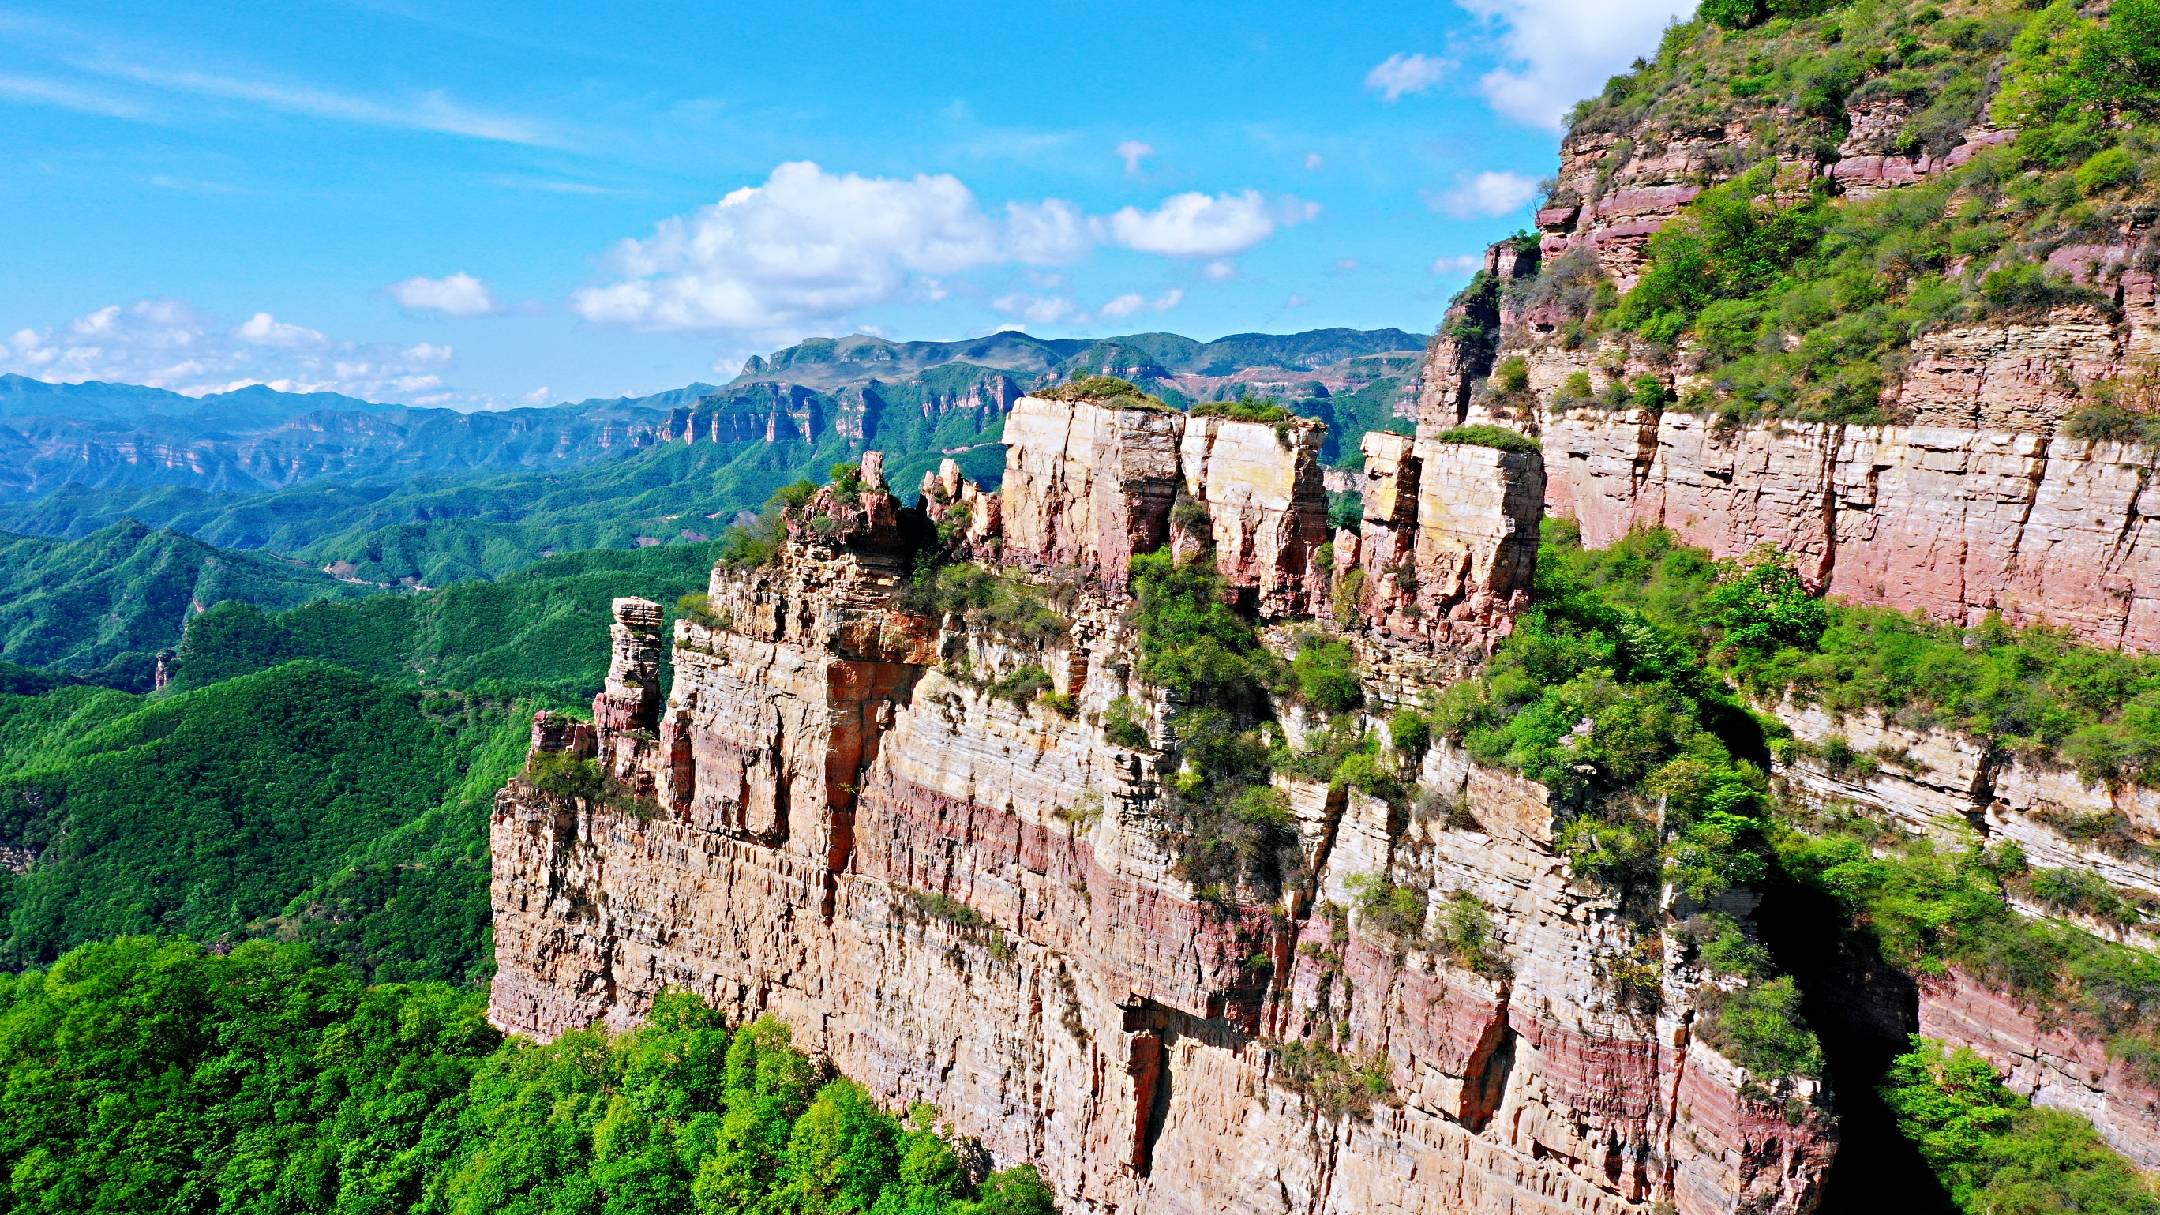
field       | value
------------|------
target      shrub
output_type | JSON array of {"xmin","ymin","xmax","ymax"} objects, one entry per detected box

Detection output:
[
  {"xmin": 1429, "ymin": 424, "xmax": 1540, "ymax": 455},
  {"xmin": 1191, "ymin": 397, "xmax": 1295, "ymax": 424},
  {"xmin": 1347, "ymin": 873, "xmax": 1426, "ymax": 943},
  {"xmin": 1387, "ymin": 708, "xmax": 1432, "ymax": 758},
  {"xmin": 900, "ymin": 562, "xmax": 1068, "ymax": 647},
  {"xmin": 677, "ymin": 591, "xmax": 726, "ymax": 630},
  {"xmin": 1884, "ymin": 1040, "xmax": 2159, "ymax": 1214},
  {"xmin": 2075, "ymin": 146, "xmax": 2142, "ymax": 196},
  {"xmin": 1103, "ymin": 695, "xmax": 1150, "ymax": 749},
  {"xmin": 1702, "ymin": 547, "xmax": 1828, "ymax": 655},
  {"xmin": 1292, "ymin": 635, "xmax": 1363, "ymax": 713},
  {"xmin": 718, "ymin": 479, "xmax": 818, "ymax": 568},
  {"xmin": 986, "ymin": 664, "xmax": 1054, "ymax": 707},
  {"xmin": 1436, "ymin": 891, "xmax": 1509, "ymax": 977},
  {"xmin": 1696, "ymin": 977, "xmax": 1824, "ymax": 1079},
  {"xmin": 1271, "ymin": 1040, "xmax": 1394, "ymax": 1119},
  {"xmin": 1042, "ymin": 375, "xmax": 1173, "ymax": 412},
  {"xmin": 1493, "ymin": 357, "xmax": 1532, "ymax": 395},
  {"xmin": 529, "ymin": 750, "xmax": 607, "ymax": 803}
]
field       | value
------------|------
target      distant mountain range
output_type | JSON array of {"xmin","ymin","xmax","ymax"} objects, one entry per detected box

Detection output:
[
  {"xmin": 0, "ymin": 327, "xmax": 1427, "ymax": 682},
  {"xmin": 0, "ymin": 326, "xmax": 1425, "ymax": 500}
]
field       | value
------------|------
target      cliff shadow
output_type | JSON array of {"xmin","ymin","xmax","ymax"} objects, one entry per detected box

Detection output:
[{"xmin": 1753, "ymin": 866, "xmax": 1956, "ymax": 1214}]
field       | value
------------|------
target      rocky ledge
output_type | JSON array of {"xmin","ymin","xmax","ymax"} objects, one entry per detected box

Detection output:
[{"xmin": 488, "ymin": 394, "xmax": 1832, "ymax": 1215}]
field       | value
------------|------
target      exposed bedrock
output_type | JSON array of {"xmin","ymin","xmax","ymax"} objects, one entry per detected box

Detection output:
[{"xmin": 489, "ymin": 396, "xmax": 1832, "ymax": 1215}]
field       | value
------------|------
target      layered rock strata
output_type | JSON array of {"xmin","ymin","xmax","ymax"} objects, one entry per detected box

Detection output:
[
  {"xmin": 490, "ymin": 396, "xmax": 1833, "ymax": 1215},
  {"xmin": 1528, "ymin": 407, "xmax": 2160, "ymax": 652}
]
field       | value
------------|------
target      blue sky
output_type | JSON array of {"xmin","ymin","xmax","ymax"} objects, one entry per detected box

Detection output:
[{"xmin": 0, "ymin": 1, "xmax": 1694, "ymax": 407}]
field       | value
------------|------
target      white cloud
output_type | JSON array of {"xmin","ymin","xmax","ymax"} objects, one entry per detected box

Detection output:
[
  {"xmin": 1431, "ymin": 253, "xmax": 1486, "ymax": 277},
  {"xmin": 236, "ymin": 311, "xmax": 326, "ymax": 347},
  {"xmin": 1303, "ymin": 152, "xmax": 1324, "ymax": 171},
  {"xmin": 1098, "ymin": 288, "xmax": 1184, "ymax": 320},
  {"xmin": 1115, "ymin": 139, "xmax": 1153, "ymax": 175},
  {"xmin": 85, "ymin": 59, "xmax": 552, "ymax": 145},
  {"xmin": 1004, "ymin": 199, "xmax": 1092, "ymax": 264},
  {"xmin": 1203, "ymin": 259, "xmax": 1239, "ymax": 282},
  {"xmin": 1458, "ymin": 0, "xmax": 1696, "ymax": 130},
  {"xmin": 992, "ymin": 293, "xmax": 1085, "ymax": 328},
  {"xmin": 521, "ymin": 385, "xmax": 553, "ymax": 405},
  {"xmin": 1440, "ymin": 170, "xmax": 1541, "ymax": 217},
  {"xmin": 0, "ymin": 71, "xmax": 145, "ymax": 119},
  {"xmin": 1105, "ymin": 190, "xmax": 1317, "ymax": 258},
  {"xmin": 1365, "ymin": 52, "xmax": 1455, "ymax": 102},
  {"xmin": 1285, "ymin": 294, "xmax": 1310, "ymax": 309},
  {"xmin": 577, "ymin": 162, "xmax": 1066, "ymax": 333},
  {"xmin": 0, "ymin": 298, "xmax": 468, "ymax": 403},
  {"xmin": 574, "ymin": 163, "xmax": 1306, "ymax": 334},
  {"xmin": 389, "ymin": 272, "xmax": 496, "ymax": 317}
]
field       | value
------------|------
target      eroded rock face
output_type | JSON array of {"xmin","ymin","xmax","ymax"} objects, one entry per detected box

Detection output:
[
  {"xmin": 490, "ymin": 406, "xmax": 1829, "ymax": 1215},
  {"xmin": 1918, "ymin": 969, "xmax": 2160, "ymax": 1170},
  {"xmin": 999, "ymin": 396, "xmax": 1184, "ymax": 586},
  {"xmin": 993, "ymin": 395, "xmax": 1339, "ymax": 618},
  {"xmin": 1177, "ymin": 415, "xmax": 1330, "ymax": 616},
  {"xmin": 1350, "ymin": 431, "xmax": 1543, "ymax": 650},
  {"xmin": 1537, "ymin": 409, "xmax": 2160, "ymax": 651}
]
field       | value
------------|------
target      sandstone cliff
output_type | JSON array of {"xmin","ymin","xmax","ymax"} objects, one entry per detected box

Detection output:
[{"xmin": 489, "ymin": 396, "xmax": 1833, "ymax": 1215}]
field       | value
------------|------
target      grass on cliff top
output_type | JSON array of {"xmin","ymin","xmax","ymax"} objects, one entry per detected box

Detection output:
[
  {"xmin": 1039, "ymin": 374, "xmax": 1175, "ymax": 413},
  {"xmin": 1885, "ymin": 1038, "xmax": 2160, "ymax": 1215},
  {"xmin": 0, "ymin": 938, "xmax": 1060, "ymax": 1215},
  {"xmin": 1428, "ymin": 424, "xmax": 1540, "ymax": 454},
  {"xmin": 1534, "ymin": 0, "xmax": 2160, "ymax": 429}
]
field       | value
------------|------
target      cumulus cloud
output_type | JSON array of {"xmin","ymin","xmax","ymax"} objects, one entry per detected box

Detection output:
[
  {"xmin": 236, "ymin": 311, "xmax": 326, "ymax": 346},
  {"xmin": 1440, "ymin": 170, "xmax": 1540, "ymax": 217},
  {"xmin": 389, "ymin": 272, "xmax": 496, "ymax": 317},
  {"xmin": 1431, "ymin": 253, "xmax": 1486, "ymax": 277},
  {"xmin": 1458, "ymin": 0, "xmax": 1695, "ymax": 129},
  {"xmin": 0, "ymin": 298, "xmax": 467, "ymax": 404},
  {"xmin": 1104, "ymin": 191, "xmax": 1318, "ymax": 258},
  {"xmin": 1203, "ymin": 259, "xmax": 1239, "ymax": 282},
  {"xmin": 1098, "ymin": 288, "xmax": 1184, "ymax": 320},
  {"xmin": 574, "ymin": 163, "xmax": 1311, "ymax": 333},
  {"xmin": 576, "ymin": 162, "xmax": 1065, "ymax": 332},
  {"xmin": 992, "ymin": 293, "xmax": 1085, "ymax": 328},
  {"xmin": 1365, "ymin": 52, "xmax": 1455, "ymax": 102},
  {"xmin": 1115, "ymin": 139, "xmax": 1153, "ymax": 175}
]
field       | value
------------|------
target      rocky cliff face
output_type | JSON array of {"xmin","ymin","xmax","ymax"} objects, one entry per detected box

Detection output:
[{"xmin": 490, "ymin": 395, "xmax": 1833, "ymax": 1215}]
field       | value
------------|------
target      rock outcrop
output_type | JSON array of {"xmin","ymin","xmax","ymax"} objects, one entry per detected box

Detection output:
[
  {"xmin": 1532, "ymin": 408, "xmax": 2160, "ymax": 652},
  {"xmin": 490, "ymin": 396, "xmax": 1833, "ymax": 1215}
]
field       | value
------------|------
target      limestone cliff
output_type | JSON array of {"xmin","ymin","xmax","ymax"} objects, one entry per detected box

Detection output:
[{"xmin": 489, "ymin": 396, "xmax": 1834, "ymax": 1215}]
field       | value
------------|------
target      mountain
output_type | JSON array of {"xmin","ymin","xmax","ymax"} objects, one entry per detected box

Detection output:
[
  {"xmin": 0, "ymin": 328, "xmax": 1423, "ymax": 503},
  {"xmin": 0, "ymin": 520, "xmax": 365, "ymax": 686},
  {"xmin": 0, "ymin": 328, "xmax": 1424, "ymax": 586}
]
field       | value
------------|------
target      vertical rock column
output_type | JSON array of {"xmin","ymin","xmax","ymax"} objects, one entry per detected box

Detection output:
[
  {"xmin": 1177, "ymin": 414, "xmax": 1331, "ymax": 616},
  {"xmin": 999, "ymin": 395, "xmax": 1184, "ymax": 587},
  {"xmin": 594, "ymin": 596, "xmax": 664, "ymax": 784},
  {"xmin": 1353, "ymin": 430, "xmax": 1543, "ymax": 648}
]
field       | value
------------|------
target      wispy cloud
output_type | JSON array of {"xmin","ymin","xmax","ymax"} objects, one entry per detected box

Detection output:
[
  {"xmin": 0, "ymin": 71, "xmax": 145, "ymax": 119},
  {"xmin": 80, "ymin": 59, "xmax": 556, "ymax": 146},
  {"xmin": 1365, "ymin": 53, "xmax": 1455, "ymax": 103}
]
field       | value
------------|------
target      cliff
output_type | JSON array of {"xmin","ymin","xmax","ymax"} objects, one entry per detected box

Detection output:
[
  {"xmin": 489, "ymin": 395, "xmax": 1835, "ymax": 1215},
  {"xmin": 1418, "ymin": 0, "xmax": 2160, "ymax": 654}
]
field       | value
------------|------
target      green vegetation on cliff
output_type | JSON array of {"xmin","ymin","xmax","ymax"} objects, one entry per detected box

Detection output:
[
  {"xmin": 1538, "ymin": 0, "xmax": 2160, "ymax": 429},
  {"xmin": 1883, "ymin": 1039, "xmax": 2160, "ymax": 1214},
  {"xmin": 0, "ymin": 937, "xmax": 1057, "ymax": 1215}
]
